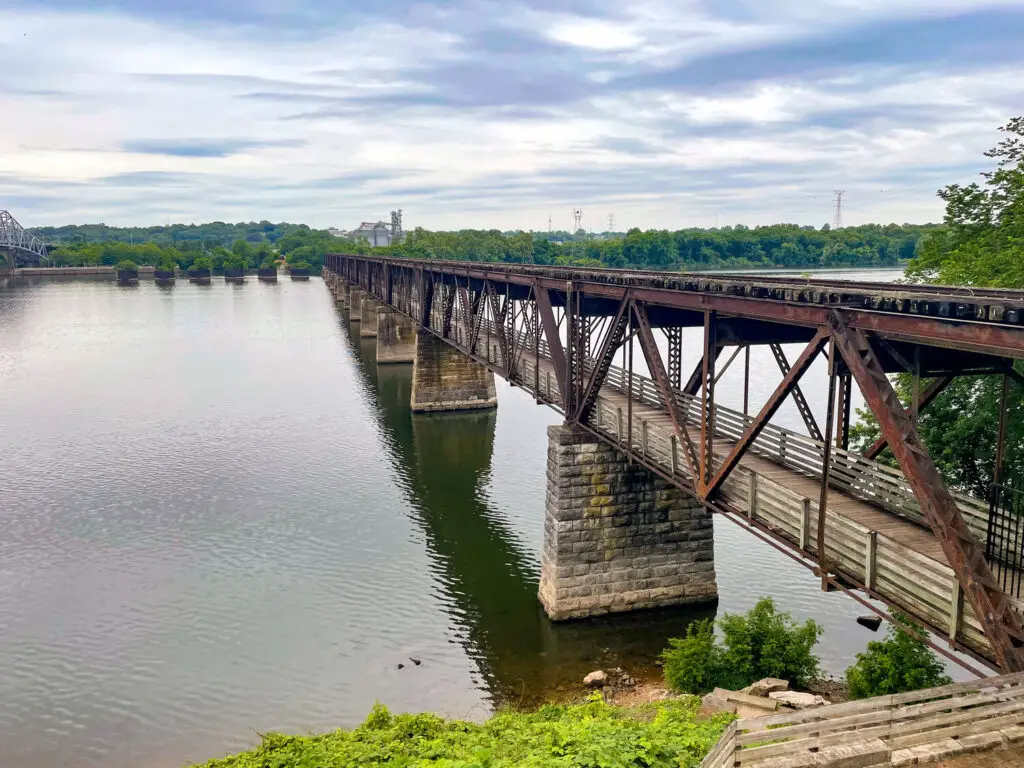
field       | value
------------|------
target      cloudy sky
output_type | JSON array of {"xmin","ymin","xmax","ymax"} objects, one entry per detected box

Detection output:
[{"xmin": 1, "ymin": 0, "xmax": 1023, "ymax": 231}]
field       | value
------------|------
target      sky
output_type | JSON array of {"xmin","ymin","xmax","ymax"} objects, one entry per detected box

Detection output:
[{"xmin": 1, "ymin": 0, "xmax": 1023, "ymax": 231}]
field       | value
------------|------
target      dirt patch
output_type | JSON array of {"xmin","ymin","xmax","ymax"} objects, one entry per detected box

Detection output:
[
  {"xmin": 807, "ymin": 676, "xmax": 849, "ymax": 704},
  {"xmin": 938, "ymin": 746, "xmax": 1024, "ymax": 767}
]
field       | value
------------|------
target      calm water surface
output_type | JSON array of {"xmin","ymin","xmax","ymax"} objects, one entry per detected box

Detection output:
[{"xmin": 0, "ymin": 269, "xmax": 931, "ymax": 768}]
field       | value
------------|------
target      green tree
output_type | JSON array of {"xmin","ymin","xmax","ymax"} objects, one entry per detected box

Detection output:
[
  {"xmin": 846, "ymin": 617, "xmax": 952, "ymax": 699},
  {"xmin": 853, "ymin": 118, "xmax": 1024, "ymax": 494}
]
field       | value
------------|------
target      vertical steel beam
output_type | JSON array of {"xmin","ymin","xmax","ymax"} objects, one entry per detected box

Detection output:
[
  {"xmin": 700, "ymin": 311, "xmax": 718, "ymax": 488},
  {"xmin": 831, "ymin": 314, "xmax": 1024, "ymax": 672},
  {"xmin": 667, "ymin": 327, "xmax": 683, "ymax": 391},
  {"xmin": 743, "ymin": 345, "xmax": 751, "ymax": 417},
  {"xmin": 817, "ymin": 337, "xmax": 839, "ymax": 583}
]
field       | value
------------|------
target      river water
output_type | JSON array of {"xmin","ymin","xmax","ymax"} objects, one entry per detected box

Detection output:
[{"xmin": 0, "ymin": 269, "xmax": 924, "ymax": 768}]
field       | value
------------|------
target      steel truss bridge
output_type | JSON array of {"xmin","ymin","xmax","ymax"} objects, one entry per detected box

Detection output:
[
  {"xmin": 327, "ymin": 252, "xmax": 1024, "ymax": 674},
  {"xmin": 0, "ymin": 210, "xmax": 49, "ymax": 267}
]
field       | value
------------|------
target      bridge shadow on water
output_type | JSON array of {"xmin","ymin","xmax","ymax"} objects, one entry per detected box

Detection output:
[{"xmin": 334, "ymin": 307, "xmax": 716, "ymax": 706}]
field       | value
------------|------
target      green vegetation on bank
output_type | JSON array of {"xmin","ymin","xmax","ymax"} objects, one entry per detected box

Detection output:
[
  {"xmin": 846, "ymin": 615, "xmax": 952, "ymax": 699},
  {"xmin": 39, "ymin": 220, "xmax": 933, "ymax": 275},
  {"xmin": 850, "ymin": 117, "xmax": 1024, "ymax": 496},
  {"xmin": 661, "ymin": 597, "xmax": 822, "ymax": 694},
  {"xmin": 199, "ymin": 696, "xmax": 732, "ymax": 768}
]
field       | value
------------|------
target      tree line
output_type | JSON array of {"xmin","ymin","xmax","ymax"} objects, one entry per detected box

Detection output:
[
  {"xmin": 40, "ymin": 221, "xmax": 934, "ymax": 274},
  {"xmin": 377, "ymin": 223, "xmax": 934, "ymax": 270}
]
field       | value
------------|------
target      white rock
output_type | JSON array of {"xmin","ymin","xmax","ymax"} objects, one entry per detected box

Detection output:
[
  {"xmin": 769, "ymin": 691, "xmax": 830, "ymax": 709},
  {"xmin": 742, "ymin": 678, "xmax": 790, "ymax": 698},
  {"xmin": 583, "ymin": 670, "xmax": 608, "ymax": 687},
  {"xmin": 701, "ymin": 690, "xmax": 737, "ymax": 714}
]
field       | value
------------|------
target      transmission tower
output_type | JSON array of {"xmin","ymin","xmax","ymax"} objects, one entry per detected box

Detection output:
[
  {"xmin": 608, "ymin": 213, "xmax": 614, "ymax": 233},
  {"xmin": 832, "ymin": 191, "xmax": 845, "ymax": 230},
  {"xmin": 548, "ymin": 213, "xmax": 552, "ymax": 233},
  {"xmin": 572, "ymin": 208, "xmax": 583, "ymax": 234}
]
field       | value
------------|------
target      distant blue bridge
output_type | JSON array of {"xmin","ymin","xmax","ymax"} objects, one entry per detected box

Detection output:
[{"xmin": 1, "ymin": 210, "xmax": 49, "ymax": 267}]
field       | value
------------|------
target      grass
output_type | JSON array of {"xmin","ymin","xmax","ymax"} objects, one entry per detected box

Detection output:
[{"xmin": 197, "ymin": 694, "xmax": 733, "ymax": 768}]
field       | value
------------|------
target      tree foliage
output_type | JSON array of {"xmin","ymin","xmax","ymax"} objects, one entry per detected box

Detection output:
[
  {"xmin": 845, "ymin": 616, "xmax": 952, "ymax": 699},
  {"xmin": 198, "ymin": 696, "xmax": 732, "ymax": 768},
  {"xmin": 661, "ymin": 598, "xmax": 822, "ymax": 694},
  {"xmin": 380, "ymin": 223, "xmax": 933, "ymax": 271},
  {"xmin": 852, "ymin": 118, "xmax": 1024, "ymax": 494}
]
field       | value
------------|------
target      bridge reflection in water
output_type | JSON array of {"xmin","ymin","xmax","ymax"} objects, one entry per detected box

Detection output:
[{"xmin": 335, "ymin": 307, "xmax": 715, "ymax": 704}]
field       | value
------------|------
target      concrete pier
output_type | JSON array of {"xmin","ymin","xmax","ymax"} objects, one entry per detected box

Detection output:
[
  {"xmin": 411, "ymin": 332, "xmax": 498, "ymax": 412},
  {"xmin": 538, "ymin": 424, "xmax": 717, "ymax": 620},
  {"xmin": 360, "ymin": 296, "xmax": 380, "ymax": 337},
  {"xmin": 349, "ymin": 287, "xmax": 362, "ymax": 321},
  {"xmin": 377, "ymin": 309, "xmax": 416, "ymax": 364}
]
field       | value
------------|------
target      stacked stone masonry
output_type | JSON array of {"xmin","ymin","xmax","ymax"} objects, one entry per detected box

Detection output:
[
  {"xmin": 360, "ymin": 295, "xmax": 380, "ymax": 337},
  {"xmin": 377, "ymin": 309, "xmax": 416, "ymax": 364},
  {"xmin": 348, "ymin": 287, "xmax": 362, "ymax": 321},
  {"xmin": 539, "ymin": 424, "xmax": 717, "ymax": 620},
  {"xmin": 410, "ymin": 331, "xmax": 497, "ymax": 412}
]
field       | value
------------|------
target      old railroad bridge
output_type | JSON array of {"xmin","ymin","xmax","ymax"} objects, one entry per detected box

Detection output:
[{"xmin": 323, "ymin": 253, "xmax": 1024, "ymax": 675}]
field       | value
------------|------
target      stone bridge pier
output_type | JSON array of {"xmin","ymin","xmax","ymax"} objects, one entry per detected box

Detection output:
[
  {"xmin": 360, "ymin": 295, "xmax": 381, "ymax": 338},
  {"xmin": 411, "ymin": 332, "xmax": 497, "ymax": 412},
  {"xmin": 539, "ymin": 425, "xmax": 717, "ymax": 620},
  {"xmin": 377, "ymin": 308, "xmax": 416, "ymax": 364}
]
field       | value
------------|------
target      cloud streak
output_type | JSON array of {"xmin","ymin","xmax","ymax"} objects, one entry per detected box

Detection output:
[{"xmin": 1, "ymin": 0, "xmax": 1022, "ymax": 230}]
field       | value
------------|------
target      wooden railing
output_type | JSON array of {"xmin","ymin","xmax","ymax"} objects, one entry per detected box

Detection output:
[{"xmin": 701, "ymin": 672, "xmax": 1024, "ymax": 767}]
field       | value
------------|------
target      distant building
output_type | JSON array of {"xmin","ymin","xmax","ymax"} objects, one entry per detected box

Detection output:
[
  {"xmin": 352, "ymin": 221, "xmax": 393, "ymax": 247},
  {"xmin": 327, "ymin": 227, "xmax": 349, "ymax": 238}
]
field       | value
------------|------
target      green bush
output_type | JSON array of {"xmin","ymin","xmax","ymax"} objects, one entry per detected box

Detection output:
[
  {"xmin": 259, "ymin": 259, "xmax": 276, "ymax": 270},
  {"xmin": 846, "ymin": 617, "xmax": 952, "ymax": 699},
  {"xmin": 190, "ymin": 256, "xmax": 214, "ymax": 271},
  {"xmin": 114, "ymin": 259, "xmax": 137, "ymax": 272},
  {"xmin": 718, "ymin": 598, "xmax": 823, "ymax": 689},
  {"xmin": 290, "ymin": 260, "xmax": 312, "ymax": 270},
  {"xmin": 662, "ymin": 619, "xmax": 724, "ymax": 694},
  {"xmin": 198, "ymin": 695, "xmax": 733, "ymax": 768},
  {"xmin": 662, "ymin": 598, "xmax": 823, "ymax": 694}
]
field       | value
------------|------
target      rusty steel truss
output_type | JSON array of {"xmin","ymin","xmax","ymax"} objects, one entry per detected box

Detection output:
[{"xmin": 327, "ymin": 253, "xmax": 1024, "ymax": 672}]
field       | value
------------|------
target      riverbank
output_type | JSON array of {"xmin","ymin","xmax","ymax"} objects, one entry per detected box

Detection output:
[{"xmin": 196, "ymin": 695, "xmax": 732, "ymax": 768}]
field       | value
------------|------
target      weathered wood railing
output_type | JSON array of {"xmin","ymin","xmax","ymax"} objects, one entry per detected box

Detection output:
[{"xmin": 700, "ymin": 672, "xmax": 1024, "ymax": 767}]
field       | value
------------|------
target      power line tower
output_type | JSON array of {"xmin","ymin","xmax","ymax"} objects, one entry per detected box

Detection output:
[
  {"xmin": 832, "ymin": 191, "xmax": 845, "ymax": 230},
  {"xmin": 572, "ymin": 208, "xmax": 583, "ymax": 234},
  {"xmin": 608, "ymin": 213, "xmax": 614, "ymax": 233},
  {"xmin": 548, "ymin": 213, "xmax": 552, "ymax": 233}
]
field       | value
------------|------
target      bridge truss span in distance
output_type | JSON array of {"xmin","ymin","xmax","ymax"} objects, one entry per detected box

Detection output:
[
  {"xmin": 328, "ymin": 253, "xmax": 1024, "ymax": 674},
  {"xmin": 0, "ymin": 209, "xmax": 49, "ymax": 267}
]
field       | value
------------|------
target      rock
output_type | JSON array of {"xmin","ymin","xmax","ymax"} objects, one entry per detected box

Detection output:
[
  {"xmin": 397, "ymin": 663, "xmax": 405, "ymax": 670},
  {"xmin": 769, "ymin": 691, "xmax": 831, "ymax": 709},
  {"xmin": 584, "ymin": 670, "xmax": 608, "ymax": 687},
  {"xmin": 409, "ymin": 657, "xmax": 422, "ymax": 666},
  {"xmin": 700, "ymin": 691, "xmax": 737, "ymax": 715},
  {"xmin": 856, "ymin": 615, "xmax": 883, "ymax": 632},
  {"xmin": 742, "ymin": 678, "xmax": 790, "ymax": 697}
]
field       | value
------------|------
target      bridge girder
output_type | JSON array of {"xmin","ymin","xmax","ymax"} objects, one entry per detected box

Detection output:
[{"xmin": 328, "ymin": 253, "xmax": 1024, "ymax": 672}]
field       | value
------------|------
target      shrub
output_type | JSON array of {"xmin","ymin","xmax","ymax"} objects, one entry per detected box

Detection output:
[
  {"xmin": 662, "ymin": 597, "xmax": 823, "ymax": 694},
  {"xmin": 291, "ymin": 260, "xmax": 312, "ymax": 270},
  {"xmin": 718, "ymin": 598, "xmax": 823, "ymax": 689},
  {"xmin": 196, "ymin": 696, "xmax": 733, "ymax": 768},
  {"xmin": 259, "ymin": 259, "xmax": 276, "ymax": 270},
  {"xmin": 846, "ymin": 617, "xmax": 951, "ymax": 699},
  {"xmin": 190, "ymin": 256, "xmax": 214, "ymax": 272},
  {"xmin": 662, "ymin": 619, "xmax": 723, "ymax": 694},
  {"xmin": 114, "ymin": 259, "xmax": 137, "ymax": 272}
]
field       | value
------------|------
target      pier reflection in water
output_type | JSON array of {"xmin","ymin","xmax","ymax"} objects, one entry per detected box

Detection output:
[{"xmin": 339, "ymin": 310, "xmax": 715, "ymax": 705}]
